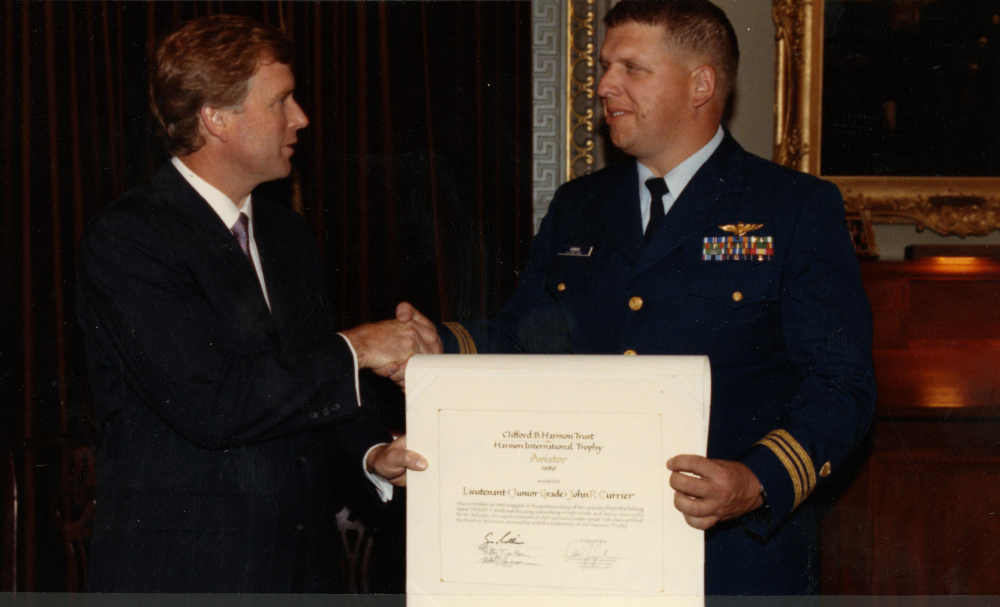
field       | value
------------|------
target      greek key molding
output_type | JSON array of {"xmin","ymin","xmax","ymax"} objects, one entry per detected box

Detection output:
[{"xmin": 532, "ymin": 0, "xmax": 566, "ymax": 233}]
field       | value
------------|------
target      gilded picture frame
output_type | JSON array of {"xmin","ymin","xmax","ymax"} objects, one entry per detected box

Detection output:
[
  {"xmin": 773, "ymin": 0, "xmax": 1000, "ymax": 237},
  {"xmin": 568, "ymin": 0, "xmax": 600, "ymax": 182}
]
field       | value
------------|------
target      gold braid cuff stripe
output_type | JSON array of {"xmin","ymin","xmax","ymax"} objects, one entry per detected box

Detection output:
[
  {"xmin": 756, "ymin": 429, "xmax": 816, "ymax": 510},
  {"xmin": 772, "ymin": 429, "xmax": 817, "ymax": 491},
  {"xmin": 757, "ymin": 438, "xmax": 803, "ymax": 508},
  {"xmin": 442, "ymin": 322, "xmax": 477, "ymax": 355}
]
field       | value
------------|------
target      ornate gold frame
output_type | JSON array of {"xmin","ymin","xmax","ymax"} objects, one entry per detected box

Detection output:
[
  {"xmin": 568, "ymin": 0, "xmax": 598, "ymax": 180},
  {"xmin": 773, "ymin": 0, "xmax": 1000, "ymax": 236}
]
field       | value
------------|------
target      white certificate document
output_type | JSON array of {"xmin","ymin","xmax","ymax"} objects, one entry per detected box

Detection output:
[{"xmin": 405, "ymin": 355, "xmax": 710, "ymax": 607}]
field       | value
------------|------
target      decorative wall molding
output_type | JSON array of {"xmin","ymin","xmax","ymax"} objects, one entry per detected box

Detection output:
[
  {"xmin": 567, "ymin": 0, "xmax": 598, "ymax": 183},
  {"xmin": 532, "ymin": 0, "xmax": 566, "ymax": 233},
  {"xmin": 838, "ymin": 177, "xmax": 1000, "ymax": 238},
  {"xmin": 532, "ymin": 0, "xmax": 604, "ymax": 232}
]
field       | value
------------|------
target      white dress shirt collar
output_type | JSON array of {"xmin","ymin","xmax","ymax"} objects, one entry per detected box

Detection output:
[
  {"xmin": 636, "ymin": 126, "xmax": 725, "ymax": 230},
  {"xmin": 171, "ymin": 156, "xmax": 253, "ymax": 228}
]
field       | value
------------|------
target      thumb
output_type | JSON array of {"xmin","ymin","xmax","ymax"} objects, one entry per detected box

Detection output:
[
  {"xmin": 396, "ymin": 301, "xmax": 414, "ymax": 324},
  {"xmin": 393, "ymin": 434, "xmax": 408, "ymax": 450}
]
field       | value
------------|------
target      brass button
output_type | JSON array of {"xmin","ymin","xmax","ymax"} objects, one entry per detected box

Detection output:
[
  {"xmin": 732, "ymin": 291, "xmax": 743, "ymax": 302},
  {"xmin": 557, "ymin": 282, "xmax": 566, "ymax": 292},
  {"xmin": 819, "ymin": 462, "xmax": 832, "ymax": 477},
  {"xmin": 623, "ymin": 349, "xmax": 637, "ymax": 356},
  {"xmin": 628, "ymin": 296, "xmax": 643, "ymax": 311}
]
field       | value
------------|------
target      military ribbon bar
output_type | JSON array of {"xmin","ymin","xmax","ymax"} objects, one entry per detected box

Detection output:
[{"xmin": 702, "ymin": 236, "xmax": 774, "ymax": 261}]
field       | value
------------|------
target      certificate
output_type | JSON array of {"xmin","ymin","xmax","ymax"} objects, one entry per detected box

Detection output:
[{"xmin": 405, "ymin": 355, "xmax": 710, "ymax": 606}]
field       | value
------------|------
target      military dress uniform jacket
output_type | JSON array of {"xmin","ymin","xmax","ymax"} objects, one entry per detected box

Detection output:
[
  {"xmin": 440, "ymin": 133, "xmax": 877, "ymax": 594},
  {"xmin": 77, "ymin": 163, "xmax": 392, "ymax": 593}
]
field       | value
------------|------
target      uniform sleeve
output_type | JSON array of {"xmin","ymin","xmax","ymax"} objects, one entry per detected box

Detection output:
[
  {"xmin": 739, "ymin": 180, "xmax": 877, "ymax": 537},
  {"xmin": 439, "ymin": 192, "xmax": 572, "ymax": 355},
  {"xmin": 77, "ymin": 207, "xmax": 364, "ymax": 450}
]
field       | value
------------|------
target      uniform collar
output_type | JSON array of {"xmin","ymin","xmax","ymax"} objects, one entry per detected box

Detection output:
[{"xmin": 636, "ymin": 125, "xmax": 725, "ymax": 199}]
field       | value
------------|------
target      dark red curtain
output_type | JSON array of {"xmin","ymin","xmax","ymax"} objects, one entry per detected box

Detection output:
[{"xmin": 0, "ymin": 0, "xmax": 532, "ymax": 591}]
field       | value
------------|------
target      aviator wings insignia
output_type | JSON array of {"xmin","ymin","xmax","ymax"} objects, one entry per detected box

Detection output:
[{"xmin": 718, "ymin": 223, "xmax": 764, "ymax": 237}]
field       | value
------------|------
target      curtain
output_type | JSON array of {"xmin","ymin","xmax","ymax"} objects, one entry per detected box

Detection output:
[{"xmin": 0, "ymin": 0, "xmax": 532, "ymax": 591}]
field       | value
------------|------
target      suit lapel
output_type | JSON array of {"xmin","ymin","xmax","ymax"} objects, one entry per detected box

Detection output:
[
  {"xmin": 635, "ymin": 134, "xmax": 746, "ymax": 276},
  {"xmin": 250, "ymin": 201, "xmax": 293, "ymax": 327},
  {"xmin": 152, "ymin": 164, "xmax": 278, "ymax": 343},
  {"xmin": 593, "ymin": 162, "xmax": 645, "ymax": 268}
]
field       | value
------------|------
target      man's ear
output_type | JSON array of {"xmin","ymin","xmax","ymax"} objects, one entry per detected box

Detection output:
[
  {"xmin": 199, "ymin": 106, "xmax": 229, "ymax": 143},
  {"xmin": 690, "ymin": 65, "xmax": 717, "ymax": 109}
]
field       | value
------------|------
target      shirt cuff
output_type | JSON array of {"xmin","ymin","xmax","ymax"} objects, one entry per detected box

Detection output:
[
  {"xmin": 336, "ymin": 333, "xmax": 363, "ymax": 408},
  {"xmin": 363, "ymin": 443, "xmax": 394, "ymax": 503}
]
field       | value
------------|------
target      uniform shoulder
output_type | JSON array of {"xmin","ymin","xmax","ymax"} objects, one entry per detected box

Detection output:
[
  {"xmin": 559, "ymin": 161, "xmax": 631, "ymax": 191},
  {"xmin": 549, "ymin": 161, "xmax": 633, "ymax": 210},
  {"xmin": 733, "ymin": 147, "xmax": 846, "ymax": 232},
  {"xmin": 741, "ymin": 149, "xmax": 835, "ymax": 195}
]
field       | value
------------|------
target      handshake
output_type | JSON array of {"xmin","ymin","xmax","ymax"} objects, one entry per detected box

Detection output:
[
  {"xmin": 341, "ymin": 301, "xmax": 440, "ymax": 487},
  {"xmin": 340, "ymin": 301, "xmax": 442, "ymax": 389}
]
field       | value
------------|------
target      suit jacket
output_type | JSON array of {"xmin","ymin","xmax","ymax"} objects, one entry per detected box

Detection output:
[
  {"xmin": 77, "ymin": 163, "xmax": 392, "ymax": 593},
  {"xmin": 440, "ymin": 133, "xmax": 877, "ymax": 594}
]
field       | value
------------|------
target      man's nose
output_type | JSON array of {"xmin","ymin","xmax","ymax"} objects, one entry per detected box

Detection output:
[
  {"xmin": 290, "ymin": 97, "xmax": 309, "ymax": 129},
  {"xmin": 597, "ymin": 68, "xmax": 617, "ymax": 99}
]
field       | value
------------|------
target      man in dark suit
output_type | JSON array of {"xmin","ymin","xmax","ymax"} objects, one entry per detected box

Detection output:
[
  {"xmin": 436, "ymin": 0, "xmax": 876, "ymax": 595},
  {"xmin": 77, "ymin": 15, "xmax": 434, "ymax": 593}
]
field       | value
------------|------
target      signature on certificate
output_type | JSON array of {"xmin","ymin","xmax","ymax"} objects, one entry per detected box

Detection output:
[
  {"xmin": 477, "ymin": 532, "xmax": 539, "ymax": 567},
  {"xmin": 563, "ymin": 539, "xmax": 623, "ymax": 570}
]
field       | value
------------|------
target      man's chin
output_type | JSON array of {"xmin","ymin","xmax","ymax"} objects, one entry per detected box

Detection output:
[
  {"xmin": 274, "ymin": 163, "xmax": 294, "ymax": 180},
  {"xmin": 257, "ymin": 168, "xmax": 293, "ymax": 186},
  {"xmin": 608, "ymin": 137, "xmax": 635, "ymax": 157}
]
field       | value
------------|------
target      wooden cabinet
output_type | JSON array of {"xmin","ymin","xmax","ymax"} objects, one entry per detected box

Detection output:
[{"xmin": 821, "ymin": 259, "xmax": 1000, "ymax": 594}]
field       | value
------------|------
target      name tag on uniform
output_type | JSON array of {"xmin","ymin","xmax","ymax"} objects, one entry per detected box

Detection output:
[
  {"xmin": 702, "ymin": 236, "xmax": 774, "ymax": 261},
  {"xmin": 557, "ymin": 246, "xmax": 593, "ymax": 257}
]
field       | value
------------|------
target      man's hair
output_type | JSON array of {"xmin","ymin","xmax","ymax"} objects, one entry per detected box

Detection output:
[
  {"xmin": 150, "ymin": 14, "xmax": 293, "ymax": 156},
  {"xmin": 604, "ymin": 0, "xmax": 739, "ymax": 100}
]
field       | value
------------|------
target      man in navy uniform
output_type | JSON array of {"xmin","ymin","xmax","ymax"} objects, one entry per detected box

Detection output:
[
  {"xmin": 78, "ymin": 15, "xmax": 435, "ymax": 592},
  {"xmin": 435, "ymin": 0, "xmax": 876, "ymax": 595}
]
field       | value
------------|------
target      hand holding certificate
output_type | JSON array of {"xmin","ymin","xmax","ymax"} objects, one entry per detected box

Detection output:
[{"xmin": 404, "ymin": 354, "xmax": 711, "ymax": 605}]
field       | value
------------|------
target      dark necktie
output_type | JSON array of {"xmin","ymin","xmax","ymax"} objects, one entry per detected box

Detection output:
[
  {"xmin": 231, "ymin": 212, "xmax": 268, "ymax": 302},
  {"xmin": 645, "ymin": 177, "xmax": 669, "ymax": 244},
  {"xmin": 231, "ymin": 213, "xmax": 253, "ymax": 263}
]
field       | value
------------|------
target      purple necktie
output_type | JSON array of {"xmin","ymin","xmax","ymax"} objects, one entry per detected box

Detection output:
[
  {"xmin": 231, "ymin": 213, "xmax": 266, "ymax": 301},
  {"xmin": 231, "ymin": 213, "xmax": 253, "ymax": 263}
]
